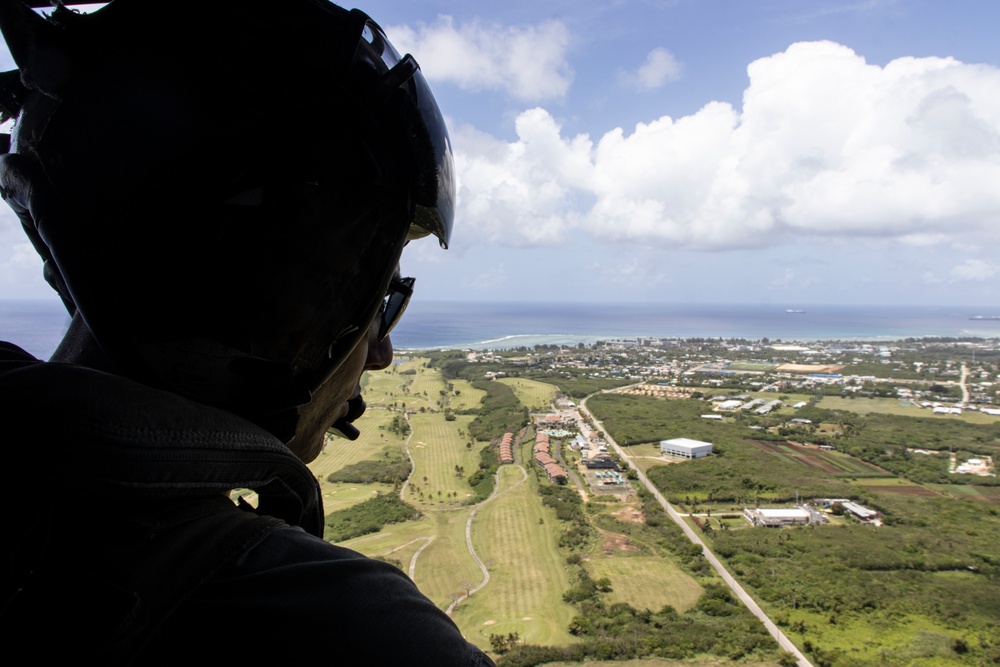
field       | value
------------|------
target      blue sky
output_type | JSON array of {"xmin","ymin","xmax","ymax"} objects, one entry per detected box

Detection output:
[{"xmin": 2, "ymin": 0, "xmax": 1000, "ymax": 306}]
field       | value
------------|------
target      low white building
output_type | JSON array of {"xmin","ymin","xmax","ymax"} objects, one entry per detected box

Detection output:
[
  {"xmin": 744, "ymin": 507, "xmax": 819, "ymax": 527},
  {"xmin": 660, "ymin": 437, "xmax": 713, "ymax": 459}
]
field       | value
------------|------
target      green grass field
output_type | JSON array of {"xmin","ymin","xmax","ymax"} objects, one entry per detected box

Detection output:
[
  {"xmin": 818, "ymin": 395, "xmax": 1000, "ymax": 423},
  {"xmin": 499, "ymin": 377, "xmax": 560, "ymax": 413},
  {"xmin": 451, "ymin": 378, "xmax": 488, "ymax": 410},
  {"xmin": 777, "ymin": 606, "xmax": 977, "ymax": 665},
  {"xmin": 405, "ymin": 413, "xmax": 486, "ymax": 508},
  {"xmin": 454, "ymin": 465, "xmax": 578, "ymax": 649},
  {"xmin": 309, "ymin": 408, "xmax": 408, "ymax": 512},
  {"xmin": 587, "ymin": 556, "xmax": 703, "ymax": 613}
]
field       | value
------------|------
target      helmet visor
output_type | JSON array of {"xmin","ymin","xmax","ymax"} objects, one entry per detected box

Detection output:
[{"xmin": 353, "ymin": 14, "xmax": 455, "ymax": 248}]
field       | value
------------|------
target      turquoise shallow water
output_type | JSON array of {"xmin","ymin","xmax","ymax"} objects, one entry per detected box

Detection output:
[
  {"xmin": 389, "ymin": 300, "xmax": 1000, "ymax": 351},
  {"xmin": 3, "ymin": 298, "xmax": 999, "ymax": 359}
]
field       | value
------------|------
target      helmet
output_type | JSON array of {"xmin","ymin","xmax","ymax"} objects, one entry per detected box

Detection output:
[{"xmin": 0, "ymin": 0, "xmax": 454, "ymax": 435}]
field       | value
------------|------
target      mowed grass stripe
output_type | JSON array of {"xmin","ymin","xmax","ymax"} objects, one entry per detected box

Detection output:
[
  {"xmin": 454, "ymin": 466, "xmax": 576, "ymax": 647},
  {"xmin": 407, "ymin": 414, "xmax": 483, "ymax": 508},
  {"xmin": 308, "ymin": 410, "xmax": 409, "ymax": 516},
  {"xmin": 320, "ymin": 483, "xmax": 393, "ymax": 514},
  {"xmin": 309, "ymin": 409, "xmax": 401, "ymax": 477}
]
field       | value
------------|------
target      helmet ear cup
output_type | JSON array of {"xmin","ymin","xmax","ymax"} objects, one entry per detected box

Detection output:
[{"xmin": 0, "ymin": 152, "xmax": 75, "ymax": 315}]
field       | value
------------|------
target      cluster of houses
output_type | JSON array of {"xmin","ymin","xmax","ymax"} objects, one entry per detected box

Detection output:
[
  {"xmin": 498, "ymin": 432, "xmax": 515, "ymax": 465},
  {"xmin": 533, "ymin": 432, "xmax": 568, "ymax": 483}
]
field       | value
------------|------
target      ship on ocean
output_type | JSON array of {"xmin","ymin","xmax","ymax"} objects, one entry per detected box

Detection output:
[
  {"xmin": 786, "ymin": 309, "xmax": 806, "ymax": 314},
  {"xmin": 969, "ymin": 315, "xmax": 1000, "ymax": 320}
]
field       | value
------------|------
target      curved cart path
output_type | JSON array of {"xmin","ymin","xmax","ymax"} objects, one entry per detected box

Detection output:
[{"xmin": 445, "ymin": 464, "xmax": 528, "ymax": 616}]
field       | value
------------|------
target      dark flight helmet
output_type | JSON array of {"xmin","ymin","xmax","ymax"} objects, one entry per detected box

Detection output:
[{"xmin": 0, "ymin": 0, "xmax": 455, "ymax": 435}]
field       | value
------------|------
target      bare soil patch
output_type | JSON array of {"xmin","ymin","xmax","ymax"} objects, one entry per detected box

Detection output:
[
  {"xmin": 751, "ymin": 440, "xmax": 886, "ymax": 475},
  {"xmin": 600, "ymin": 530, "xmax": 641, "ymax": 555},
  {"xmin": 611, "ymin": 506, "xmax": 646, "ymax": 525}
]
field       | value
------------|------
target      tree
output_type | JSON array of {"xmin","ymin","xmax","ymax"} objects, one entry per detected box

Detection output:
[
  {"xmin": 488, "ymin": 631, "xmax": 520, "ymax": 654},
  {"xmin": 777, "ymin": 650, "xmax": 799, "ymax": 667}
]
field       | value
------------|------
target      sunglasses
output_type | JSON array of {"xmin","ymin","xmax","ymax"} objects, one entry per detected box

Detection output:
[{"xmin": 378, "ymin": 276, "xmax": 415, "ymax": 341}]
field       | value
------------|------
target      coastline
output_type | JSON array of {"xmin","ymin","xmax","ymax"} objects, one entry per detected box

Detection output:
[
  {"xmin": 4, "ymin": 298, "xmax": 1000, "ymax": 360},
  {"xmin": 389, "ymin": 300, "xmax": 1000, "ymax": 351}
]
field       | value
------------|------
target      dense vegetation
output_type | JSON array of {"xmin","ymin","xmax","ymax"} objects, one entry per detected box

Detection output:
[
  {"xmin": 466, "ymin": 380, "xmax": 529, "ymax": 441},
  {"xmin": 326, "ymin": 450, "xmax": 411, "ymax": 485},
  {"xmin": 830, "ymin": 411, "xmax": 1000, "ymax": 485},
  {"xmin": 467, "ymin": 442, "xmax": 501, "ymax": 502},
  {"xmin": 586, "ymin": 388, "xmax": 1000, "ymax": 665},
  {"xmin": 535, "ymin": 375, "xmax": 634, "ymax": 399},
  {"xmin": 498, "ymin": 594, "xmax": 778, "ymax": 666},
  {"xmin": 709, "ymin": 495, "xmax": 1000, "ymax": 664},
  {"xmin": 537, "ymin": 484, "xmax": 594, "ymax": 550},
  {"xmin": 324, "ymin": 493, "xmax": 421, "ymax": 542}
]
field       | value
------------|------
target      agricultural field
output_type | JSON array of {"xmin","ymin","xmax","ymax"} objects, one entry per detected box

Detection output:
[
  {"xmin": 747, "ymin": 440, "xmax": 888, "ymax": 476},
  {"xmin": 923, "ymin": 483, "xmax": 1000, "ymax": 502}
]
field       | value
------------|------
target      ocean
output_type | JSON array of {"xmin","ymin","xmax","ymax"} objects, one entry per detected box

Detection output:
[{"xmin": 4, "ymin": 298, "xmax": 1000, "ymax": 361}]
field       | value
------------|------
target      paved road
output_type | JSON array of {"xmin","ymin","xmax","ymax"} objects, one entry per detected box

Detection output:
[
  {"xmin": 579, "ymin": 393, "xmax": 813, "ymax": 667},
  {"xmin": 960, "ymin": 363, "xmax": 970, "ymax": 403}
]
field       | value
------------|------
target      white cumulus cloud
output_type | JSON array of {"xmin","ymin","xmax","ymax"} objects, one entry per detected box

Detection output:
[
  {"xmin": 620, "ymin": 47, "xmax": 682, "ymax": 90},
  {"xmin": 388, "ymin": 17, "xmax": 573, "ymax": 101},
  {"xmin": 950, "ymin": 259, "xmax": 998, "ymax": 282},
  {"xmin": 452, "ymin": 41, "xmax": 1000, "ymax": 253}
]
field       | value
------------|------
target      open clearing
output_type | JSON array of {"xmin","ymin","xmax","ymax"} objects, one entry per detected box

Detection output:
[
  {"xmin": 587, "ymin": 555, "xmax": 703, "ymax": 613},
  {"xmin": 499, "ymin": 377, "xmax": 559, "ymax": 413},
  {"xmin": 818, "ymin": 395, "xmax": 1000, "ymax": 423}
]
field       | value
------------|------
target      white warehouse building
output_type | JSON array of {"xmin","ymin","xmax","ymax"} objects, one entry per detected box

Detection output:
[{"xmin": 660, "ymin": 437, "xmax": 713, "ymax": 459}]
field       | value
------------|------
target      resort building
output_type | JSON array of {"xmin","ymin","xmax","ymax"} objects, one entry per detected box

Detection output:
[{"xmin": 659, "ymin": 437, "xmax": 713, "ymax": 459}]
